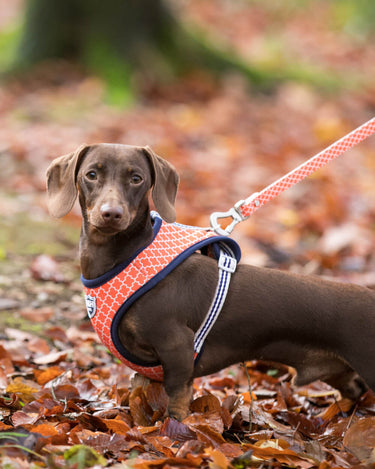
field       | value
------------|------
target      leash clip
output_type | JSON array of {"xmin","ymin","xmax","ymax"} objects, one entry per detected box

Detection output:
[
  {"xmin": 210, "ymin": 193, "xmax": 260, "ymax": 235},
  {"xmin": 210, "ymin": 204, "xmax": 243, "ymax": 236}
]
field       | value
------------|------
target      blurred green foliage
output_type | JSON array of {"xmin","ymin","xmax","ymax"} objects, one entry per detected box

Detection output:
[
  {"xmin": 0, "ymin": 22, "xmax": 22, "ymax": 72},
  {"xmin": 1, "ymin": 0, "xmax": 374, "ymax": 105},
  {"xmin": 0, "ymin": 212, "xmax": 79, "ymax": 258},
  {"xmin": 331, "ymin": 0, "xmax": 375, "ymax": 38},
  {"xmin": 243, "ymin": 0, "xmax": 375, "ymax": 38}
]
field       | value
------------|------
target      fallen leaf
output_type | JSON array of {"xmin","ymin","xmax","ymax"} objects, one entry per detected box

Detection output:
[
  {"xmin": 52, "ymin": 384, "xmax": 80, "ymax": 401},
  {"xmin": 0, "ymin": 345, "xmax": 12, "ymax": 360},
  {"xmin": 190, "ymin": 394, "xmax": 222, "ymax": 413},
  {"xmin": 30, "ymin": 423, "xmax": 58, "ymax": 437},
  {"xmin": 129, "ymin": 387, "xmax": 154, "ymax": 426},
  {"xmin": 316, "ymin": 398, "xmax": 353, "ymax": 421},
  {"xmin": 191, "ymin": 424, "xmax": 226, "ymax": 447},
  {"xmin": 207, "ymin": 376, "xmax": 236, "ymax": 390},
  {"xmin": 19, "ymin": 307, "xmax": 54, "ymax": 323},
  {"xmin": 240, "ymin": 391, "xmax": 257, "ymax": 404},
  {"xmin": 30, "ymin": 255, "xmax": 65, "ymax": 282},
  {"xmin": 160, "ymin": 417, "xmax": 197, "ymax": 442},
  {"xmin": 243, "ymin": 439, "xmax": 316, "ymax": 468},
  {"xmin": 0, "ymin": 367, "xmax": 8, "ymax": 388},
  {"xmin": 343, "ymin": 417, "xmax": 375, "ymax": 464},
  {"xmin": 11, "ymin": 410, "xmax": 40, "ymax": 426},
  {"xmin": 33, "ymin": 349, "xmax": 70, "ymax": 365},
  {"xmin": 0, "ymin": 394, "xmax": 21, "ymax": 410},
  {"xmin": 34, "ymin": 366, "xmax": 64, "ymax": 385},
  {"xmin": 205, "ymin": 446, "xmax": 230, "ymax": 469},
  {"xmin": 27, "ymin": 337, "xmax": 51, "ymax": 355},
  {"xmin": 132, "ymin": 455, "xmax": 203, "ymax": 468},
  {"xmin": 185, "ymin": 411, "xmax": 225, "ymax": 435},
  {"xmin": 145, "ymin": 382, "xmax": 169, "ymax": 416},
  {"xmin": 6, "ymin": 377, "xmax": 41, "ymax": 403},
  {"xmin": 103, "ymin": 417, "xmax": 131, "ymax": 435},
  {"xmin": 63, "ymin": 444, "xmax": 107, "ymax": 467}
]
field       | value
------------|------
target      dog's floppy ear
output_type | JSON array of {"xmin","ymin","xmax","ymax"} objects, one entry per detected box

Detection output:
[
  {"xmin": 46, "ymin": 144, "xmax": 89, "ymax": 218},
  {"xmin": 142, "ymin": 146, "xmax": 179, "ymax": 223}
]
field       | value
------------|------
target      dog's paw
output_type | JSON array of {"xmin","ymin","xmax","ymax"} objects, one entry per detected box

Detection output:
[
  {"xmin": 167, "ymin": 389, "xmax": 192, "ymax": 421},
  {"xmin": 168, "ymin": 407, "xmax": 189, "ymax": 422},
  {"xmin": 334, "ymin": 373, "xmax": 368, "ymax": 400}
]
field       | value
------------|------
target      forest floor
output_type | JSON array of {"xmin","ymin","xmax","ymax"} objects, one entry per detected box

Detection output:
[{"xmin": 1, "ymin": 1, "xmax": 375, "ymax": 467}]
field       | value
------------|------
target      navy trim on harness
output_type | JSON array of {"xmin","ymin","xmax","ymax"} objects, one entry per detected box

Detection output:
[
  {"xmin": 110, "ymin": 235, "xmax": 240, "ymax": 368},
  {"xmin": 82, "ymin": 213, "xmax": 241, "ymax": 371},
  {"xmin": 81, "ymin": 216, "xmax": 163, "ymax": 289}
]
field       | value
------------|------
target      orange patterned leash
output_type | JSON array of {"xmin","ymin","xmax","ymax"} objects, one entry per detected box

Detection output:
[{"xmin": 210, "ymin": 117, "xmax": 375, "ymax": 236}]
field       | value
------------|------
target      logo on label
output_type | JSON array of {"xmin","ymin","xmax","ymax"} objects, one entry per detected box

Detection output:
[{"xmin": 85, "ymin": 295, "xmax": 97, "ymax": 319}]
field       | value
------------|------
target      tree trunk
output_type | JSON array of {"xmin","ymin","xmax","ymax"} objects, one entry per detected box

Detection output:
[
  {"xmin": 18, "ymin": 0, "xmax": 267, "ymax": 82},
  {"xmin": 19, "ymin": 0, "xmax": 331, "ymax": 102},
  {"xmin": 19, "ymin": 0, "xmax": 181, "ymax": 69}
]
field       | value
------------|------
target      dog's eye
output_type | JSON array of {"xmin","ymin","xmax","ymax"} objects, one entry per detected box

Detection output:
[
  {"xmin": 86, "ymin": 171, "xmax": 97, "ymax": 180},
  {"xmin": 131, "ymin": 174, "xmax": 143, "ymax": 184}
]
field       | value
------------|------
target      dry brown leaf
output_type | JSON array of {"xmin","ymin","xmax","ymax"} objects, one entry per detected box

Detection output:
[
  {"xmin": 243, "ymin": 439, "xmax": 316, "ymax": 468},
  {"xmin": 145, "ymin": 382, "xmax": 169, "ymax": 417},
  {"xmin": 74, "ymin": 428, "xmax": 131, "ymax": 457},
  {"xmin": 0, "ymin": 422, "xmax": 13, "ymax": 431},
  {"xmin": 11, "ymin": 410, "xmax": 40, "ymax": 426},
  {"xmin": 132, "ymin": 454, "xmax": 203, "ymax": 468},
  {"xmin": 190, "ymin": 394, "xmax": 222, "ymax": 413},
  {"xmin": 0, "ymin": 393, "xmax": 21, "ymax": 410},
  {"xmin": 205, "ymin": 446, "xmax": 230, "ymax": 469},
  {"xmin": 0, "ymin": 357, "xmax": 14, "ymax": 375},
  {"xmin": 160, "ymin": 417, "xmax": 197, "ymax": 442},
  {"xmin": 191, "ymin": 424, "xmax": 226, "ymax": 447},
  {"xmin": 30, "ymin": 422, "xmax": 58, "ymax": 437},
  {"xmin": 240, "ymin": 391, "xmax": 257, "ymax": 404},
  {"xmin": 276, "ymin": 410, "xmax": 321, "ymax": 437},
  {"xmin": 33, "ymin": 349, "xmax": 70, "ymax": 365},
  {"xmin": 207, "ymin": 376, "xmax": 236, "ymax": 390},
  {"xmin": 30, "ymin": 255, "xmax": 65, "ymax": 282},
  {"xmin": 103, "ymin": 417, "xmax": 131, "ymax": 435},
  {"xmin": 175, "ymin": 439, "xmax": 206, "ymax": 458},
  {"xmin": 184, "ymin": 411, "xmax": 224, "ymax": 435},
  {"xmin": 44, "ymin": 326, "xmax": 69, "ymax": 343},
  {"xmin": 34, "ymin": 366, "xmax": 64, "ymax": 385},
  {"xmin": 0, "ymin": 367, "xmax": 8, "ymax": 389},
  {"xmin": 343, "ymin": 417, "xmax": 375, "ymax": 465},
  {"xmin": 53, "ymin": 384, "xmax": 80, "ymax": 401},
  {"xmin": 249, "ymin": 402, "xmax": 292, "ymax": 433},
  {"xmin": 6, "ymin": 377, "xmax": 40, "ymax": 403},
  {"xmin": 19, "ymin": 307, "xmax": 54, "ymax": 323},
  {"xmin": 146, "ymin": 435, "xmax": 176, "ymax": 458},
  {"xmin": 129, "ymin": 387, "xmax": 154, "ymax": 426},
  {"xmin": 316, "ymin": 398, "xmax": 353, "ymax": 421},
  {"xmin": 0, "ymin": 344, "xmax": 12, "ymax": 360}
]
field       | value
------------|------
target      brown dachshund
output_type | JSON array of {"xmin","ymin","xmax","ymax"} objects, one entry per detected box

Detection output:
[{"xmin": 46, "ymin": 143, "xmax": 375, "ymax": 420}]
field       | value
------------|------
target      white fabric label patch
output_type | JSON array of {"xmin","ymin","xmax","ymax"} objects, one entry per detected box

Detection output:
[{"xmin": 85, "ymin": 295, "xmax": 97, "ymax": 319}]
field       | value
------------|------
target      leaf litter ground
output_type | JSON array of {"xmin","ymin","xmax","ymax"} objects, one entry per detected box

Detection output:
[{"xmin": 1, "ymin": 1, "xmax": 375, "ymax": 467}]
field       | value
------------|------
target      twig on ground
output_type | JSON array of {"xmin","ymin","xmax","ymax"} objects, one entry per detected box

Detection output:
[{"xmin": 242, "ymin": 362, "xmax": 254, "ymax": 433}]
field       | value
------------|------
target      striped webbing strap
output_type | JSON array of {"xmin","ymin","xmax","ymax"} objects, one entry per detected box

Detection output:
[
  {"xmin": 83, "ymin": 213, "xmax": 240, "ymax": 382},
  {"xmin": 194, "ymin": 243, "xmax": 237, "ymax": 355}
]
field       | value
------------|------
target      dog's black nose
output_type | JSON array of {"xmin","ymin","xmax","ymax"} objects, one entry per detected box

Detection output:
[{"xmin": 100, "ymin": 203, "xmax": 123, "ymax": 223}]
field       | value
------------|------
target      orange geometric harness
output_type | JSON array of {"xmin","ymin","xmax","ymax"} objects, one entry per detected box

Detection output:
[{"xmin": 82, "ymin": 213, "xmax": 241, "ymax": 381}]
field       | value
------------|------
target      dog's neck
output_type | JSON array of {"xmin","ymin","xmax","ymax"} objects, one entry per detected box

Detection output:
[{"xmin": 79, "ymin": 210, "xmax": 154, "ymax": 280}]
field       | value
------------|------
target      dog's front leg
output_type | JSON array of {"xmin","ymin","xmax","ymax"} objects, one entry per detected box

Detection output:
[{"xmin": 155, "ymin": 326, "xmax": 195, "ymax": 421}]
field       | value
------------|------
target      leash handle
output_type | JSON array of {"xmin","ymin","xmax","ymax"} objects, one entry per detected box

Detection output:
[{"xmin": 210, "ymin": 117, "xmax": 375, "ymax": 235}]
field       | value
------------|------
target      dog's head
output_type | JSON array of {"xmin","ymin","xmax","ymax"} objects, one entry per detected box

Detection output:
[{"xmin": 46, "ymin": 144, "xmax": 179, "ymax": 234}]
